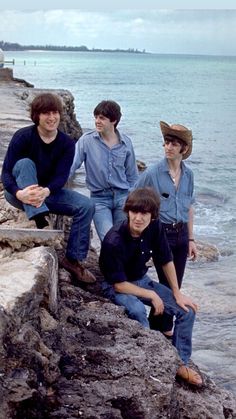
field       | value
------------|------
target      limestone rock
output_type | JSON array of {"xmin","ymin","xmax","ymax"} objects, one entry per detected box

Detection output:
[
  {"xmin": 0, "ymin": 74, "xmax": 82, "ymax": 173},
  {"xmin": 0, "ymin": 246, "xmax": 58, "ymax": 314},
  {"xmin": 196, "ymin": 240, "xmax": 220, "ymax": 262}
]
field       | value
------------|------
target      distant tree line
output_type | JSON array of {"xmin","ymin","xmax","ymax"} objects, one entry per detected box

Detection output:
[{"xmin": 0, "ymin": 41, "xmax": 146, "ymax": 54}]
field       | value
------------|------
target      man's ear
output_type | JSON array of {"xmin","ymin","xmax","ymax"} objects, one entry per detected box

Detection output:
[{"xmin": 182, "ymin": 144, "xmax": 189, "ymax": 154}]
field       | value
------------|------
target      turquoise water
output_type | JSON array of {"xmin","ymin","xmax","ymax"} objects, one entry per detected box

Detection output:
[{"xmin": 3, "ymin": 50, "xmax": 236, "ymax": 393}]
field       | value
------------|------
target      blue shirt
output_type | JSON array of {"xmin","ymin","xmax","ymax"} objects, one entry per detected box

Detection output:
[
  {"xmin": 70, "ymin": 130, "xmax": 138, "ymax": 193},
  {"xmin": 136, "ymin": 158, "xmax": 194, "ymax": 223}
]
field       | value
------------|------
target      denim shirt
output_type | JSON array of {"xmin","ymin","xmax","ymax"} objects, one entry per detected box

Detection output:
[
  {"xmin": 136, "ymin": 158, "xmax": 194, "ymax": 223},
  {"xmin": 70, "ymin": 130, "xmax": 138, "ymax": 192}
]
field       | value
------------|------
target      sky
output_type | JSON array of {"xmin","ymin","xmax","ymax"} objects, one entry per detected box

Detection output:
[{"xmin": 0, "ymin": 1, "xmax": 236, "ymax": 55}]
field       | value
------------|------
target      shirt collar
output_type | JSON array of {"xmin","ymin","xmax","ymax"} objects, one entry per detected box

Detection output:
[
  {"xmin": 94, "ymin": 129, "xmax": 126, "ymax": 145},
  {"xmin": 163, "ymin": 157, "xmax": 187, "ymax": 173},
  {"xmin": 121, "ymin": 219, "xmax": 153, "ymax": 241}
]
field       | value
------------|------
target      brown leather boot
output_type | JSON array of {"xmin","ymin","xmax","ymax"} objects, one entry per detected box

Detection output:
[{"xmin": 60, "ymin": 257, "xmax": 96, "ymax": 284}]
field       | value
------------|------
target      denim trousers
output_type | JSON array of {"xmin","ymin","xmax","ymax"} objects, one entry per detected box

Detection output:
[
  {"xmin": 149, "ymin": 225, "xmax": 189, "ymax": 333},
  {"xmin": 90, "ymin": 188, "xmax": 128, "ymax": 241},
  {"xmin": 4, "ymin": 158, "xmax": 95, "ymax": 261},
  {"xmin": 103, "ymin": 275, "xmax": 195, "ymax": 365}
]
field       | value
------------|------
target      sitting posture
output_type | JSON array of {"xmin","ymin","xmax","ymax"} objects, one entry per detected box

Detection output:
[
  {"xmin": 99, "ymin": 187, "xmax": 202, "ymax": 386},
  {"xmin": 70, "ymin": 100, "xmax": 138, "ymax": 241},
  {"xmin": 1, "ymin": 92, "xmax": 95, "ymax": 284}
]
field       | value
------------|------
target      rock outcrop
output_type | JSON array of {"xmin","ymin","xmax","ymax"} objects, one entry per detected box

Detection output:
[
  {"xmin": 0, "ymin": 218, "xmax": 236, "ymax": 418},
  {"xmin": 0, "ymin": 67, "xmax": 82, "ymax": 167},
  {"xmin": 0, "ymin": 70, "xmax": 236, "ymax": 418}
]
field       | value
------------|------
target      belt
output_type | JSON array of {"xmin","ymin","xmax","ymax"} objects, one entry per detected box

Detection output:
[
  {"xmin": 163, "ymin": 222, "xmax": 186, "ymax": 232},
  {"xmin": 91, "ymin": 187, "xmax": 128, "ymax": 194}
]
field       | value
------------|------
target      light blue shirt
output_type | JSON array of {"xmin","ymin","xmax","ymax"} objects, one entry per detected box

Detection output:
[
  {"xmin": 70, "ymin": 130, "xmax": 138, "ymax": 193},
  {"xmin": 136, "ymin": 158, "xmax": 194, "ymax": 223}
]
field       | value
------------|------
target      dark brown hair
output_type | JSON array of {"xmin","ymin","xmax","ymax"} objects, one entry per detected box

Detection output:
[
  {"xmin": 163, "ymin": 134, "xmax": 187, "ymax": 154},
  {"xmin": 93, "ymin": 100, "xmax": 122, "ymax": 128},
  {"xmin": 30, "ymin": 93, "xmax": 63, "ymax": 125},
  {"xmin": 124, "ymin": 187, "xmax": 160, "ymax": 219}
]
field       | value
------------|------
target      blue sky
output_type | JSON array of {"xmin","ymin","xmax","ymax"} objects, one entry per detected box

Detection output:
[{"xmin": 0, "ymin": 2, "xmax": 236, "ymax": 55}]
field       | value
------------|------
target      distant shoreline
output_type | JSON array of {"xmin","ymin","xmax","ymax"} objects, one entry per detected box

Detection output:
[{"xmin": 0, "ymin": 41, "xmax": 146, "ymax": 54}]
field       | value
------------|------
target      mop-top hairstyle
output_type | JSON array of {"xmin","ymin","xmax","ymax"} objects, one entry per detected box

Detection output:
[
  {"xmin": 30, "ymin": 93, "xmax": 63, "ymax": 125},
  {"xmin": 93, "ymin": 100, "xmax": 122, "ymax": 128},
  {"xmin": 124, "ymin": 187, "xmax": 160, "ymax": 220}
]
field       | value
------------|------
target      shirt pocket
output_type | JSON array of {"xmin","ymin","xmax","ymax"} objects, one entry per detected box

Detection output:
[
  {"xmin": 112, "ymin": 151, "xmax": 126, "ymax": 168},
  {"xmin": 160, "ymin": 194, "xmax": 171, "ymax": 210}
]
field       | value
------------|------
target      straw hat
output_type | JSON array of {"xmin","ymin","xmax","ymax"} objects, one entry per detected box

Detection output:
[{"xmin": 160, "ymin": 121, "xmax": 192, "ymax": 160}]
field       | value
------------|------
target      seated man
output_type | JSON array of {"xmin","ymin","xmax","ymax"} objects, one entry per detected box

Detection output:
[
  {"xmin": 1, "ymin": 92, "xmax": 96, "ymax": 284},
  {"xmin": 99, "ymin": 187, "xmax": 202, "ymax": 386}
]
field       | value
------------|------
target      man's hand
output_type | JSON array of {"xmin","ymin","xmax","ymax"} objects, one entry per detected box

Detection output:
[
  {"xmin": 188, "ymin": 241, "xmax": 197, "ymax": 261},
  {"xmin": 16, "ymin": 185, "xmax": 50, "ymax": 208},
  {"xmin": 151, "ymin": 292, "xmax": 164, "ymax": 315},
  {"xmin": 173, "ymin": 290, "xmax": 199, "ymax": 313}
]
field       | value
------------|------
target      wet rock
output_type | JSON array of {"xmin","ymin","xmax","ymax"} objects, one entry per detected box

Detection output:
[
  {"xmin": 196, "ymin": 240, "xmax": 220, "ymax": 262},
  {"xmin": 137, "ymin": 159, "xmax": 147, "ymax": 172}
]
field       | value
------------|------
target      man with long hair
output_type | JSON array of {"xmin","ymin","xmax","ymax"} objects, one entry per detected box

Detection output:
[{"xmin": 1, "ymin": 93, "xmax": 96, "ymax": 284}]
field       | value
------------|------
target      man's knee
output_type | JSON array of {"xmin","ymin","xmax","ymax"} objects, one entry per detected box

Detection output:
[
  {"xmin": 86, "ymin": 198, "xmax": 95, "ymax": 214},
  {"xmin": 126, "ymin": 300, "xmax": 148, "ymax": 325},
  {"xmin": 69, "ymin": 191, "xmax": 95, "ymax": 215},
  {"xmin": 13, "ymin": 158, "xmax": 36, "ymax": 176},
  {"xmin": 14, "ymin": 158, "xmax": 35, "ymax": 170},
  {"xmin": 183, "ymin": 306, "xmax": 195, "ymax": 323}
]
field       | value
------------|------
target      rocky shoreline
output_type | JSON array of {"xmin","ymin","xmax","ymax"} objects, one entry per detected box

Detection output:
[{"xmin": 0, "ymin": 68, "xmax": 236, "ymax": 418}]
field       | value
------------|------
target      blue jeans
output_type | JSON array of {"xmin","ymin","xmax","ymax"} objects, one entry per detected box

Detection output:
[
  {"xmin": 149, "ymin": 224, "xmax": 189, "ymax": 332},
  {"xmin": 103, "ymin": 275, "xmax": 195, "ymax": 364},
  {"xmin": 4, "ymin": 158, "xmax": 95, "ymax": 261},
  {"xmin": 90, "ymin": 188, "xmax": 128, "ymax": 241}
]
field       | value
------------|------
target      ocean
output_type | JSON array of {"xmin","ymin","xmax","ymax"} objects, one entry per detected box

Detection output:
[{"xmin": 3, "ymin": 50, "xmax": 236, "ymax": 394}]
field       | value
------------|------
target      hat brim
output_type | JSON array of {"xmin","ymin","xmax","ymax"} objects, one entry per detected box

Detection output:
[{"xmin": 160, "ymin": 121, "xmax": 192, "ymax": 159}]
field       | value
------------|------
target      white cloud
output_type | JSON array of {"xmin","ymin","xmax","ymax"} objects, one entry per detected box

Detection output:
[{"xmin": 0, "ymin": 9, "xmax": 236, "ymax": 55}]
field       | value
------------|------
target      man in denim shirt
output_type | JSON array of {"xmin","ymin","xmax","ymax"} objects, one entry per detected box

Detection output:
[
  {"xmin": 136, "ymin": 121, "xmax": 197, "ymax": 338},
  {"xmin": 70, "ymin": 100, "xmax": 138, "ymax": 241}
]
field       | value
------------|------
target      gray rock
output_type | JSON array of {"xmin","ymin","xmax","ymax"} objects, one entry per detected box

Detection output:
[{"xmin": 0, "ymin": 73, "xmax": 235, "ymax": 418}]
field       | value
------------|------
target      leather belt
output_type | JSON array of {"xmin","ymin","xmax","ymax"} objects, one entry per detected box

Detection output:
[
  {"xmin": 163, "ymin": 222, "xmax": 186, "ymax": 232},
  {"xmin": 91, "ymin": 187, "xmax": 128, "ymax": 195}
]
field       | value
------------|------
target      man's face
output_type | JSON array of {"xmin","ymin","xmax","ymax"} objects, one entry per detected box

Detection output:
[
  {"xmin": 163, "ymin": 139, "xmax": 186, "ymax": 161},
  {"xmin": 95, "ymin": 114, "xmax": 116, "ymax": 134},
  {"xmin": 38, "ymin": 111, "xmax": 60, "ymax": 132},
  {"xmin": 128, "ymin": 211, "xmax": 152, "ymax": 237}
]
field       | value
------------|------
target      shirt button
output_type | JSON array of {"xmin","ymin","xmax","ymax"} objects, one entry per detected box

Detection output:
[{"xmin": 142, "ymin": 251, "xmax": 144, "ymax": 254}]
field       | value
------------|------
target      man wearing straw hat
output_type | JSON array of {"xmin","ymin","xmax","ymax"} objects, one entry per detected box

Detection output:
[{"xmin": 136, "ymin": 121, "xmax": 197, "ymax": 339}]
